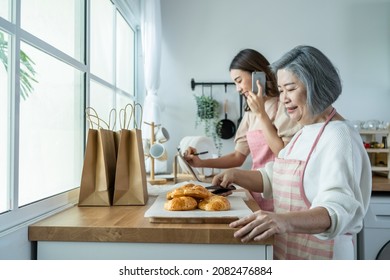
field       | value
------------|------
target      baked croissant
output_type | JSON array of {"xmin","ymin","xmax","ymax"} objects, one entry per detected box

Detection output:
[
  {"xmin": 198, "ymin": 195, "xmax": 231, "ymax": 211},
  {"xmin": 164, "ymin": 196, "xmax": 198, "ymax": 211},
  {"xmin": 166, "ymin": 184, "xmax": 212, "ymax": 200}
]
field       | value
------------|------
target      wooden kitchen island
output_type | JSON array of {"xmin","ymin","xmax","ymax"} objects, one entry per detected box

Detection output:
[{"xmin": 28, "ymin": 190, "xmax": 273, "ymax": 260}]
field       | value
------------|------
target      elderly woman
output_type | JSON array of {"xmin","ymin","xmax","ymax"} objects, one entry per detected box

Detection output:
[{"xmin": 212, "ymin": 45, "xmax": 372, "ymax": 260}]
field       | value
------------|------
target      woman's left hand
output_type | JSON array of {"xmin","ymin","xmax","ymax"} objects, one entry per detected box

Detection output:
[
  {"xmin": 229, "ymin": 210, "xmax": 287, "ymax": 242},
  {"xmin": 211, "ymin": 169, "xmax": 237, "ymax": 188},
  {"xmin": 246, "ymin": 80, "xmax": 266, "ymax": 117}
]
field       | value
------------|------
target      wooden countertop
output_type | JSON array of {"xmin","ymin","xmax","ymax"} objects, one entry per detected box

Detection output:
[{"xmin": 28, "ymin": 190, "xmax": 273, "ymax": 246}]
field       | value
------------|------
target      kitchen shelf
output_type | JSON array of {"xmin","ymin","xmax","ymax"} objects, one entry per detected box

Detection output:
[
  {"xmin": 360, "ymin": 129, "xmax": 389, "ymax": 134},
  {"xmin": 360, "ymin": 128, "xmax": 390, "ymax": 179},
  {"xmin": 366, "ymin": 148, "xmax": 389, "ymax": 153},
  {"xmin": 371, "ymin": 166, "xmax": 389, "ymax": 172}
]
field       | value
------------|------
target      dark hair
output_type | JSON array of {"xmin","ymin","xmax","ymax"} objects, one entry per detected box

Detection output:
[
  {"xmin": 270, "ymin": 45, "xmax": 342, "ymax": 116},
  {"xmin": 229, "ymin": 49, "xmax": 278, "ymax": 98}
]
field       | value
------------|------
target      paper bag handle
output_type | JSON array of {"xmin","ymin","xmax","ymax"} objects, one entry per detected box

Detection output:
[
  {"xmin": 85, "ymin": 107, "xmax": 110, "ymax": 130},
  {"xmin": 108, "ymin": 108, "xmax": 117, "ymax": 130},
  {"xmin": 134, "ymin": 103, "xmax": 143, "ymax": 129},
  {"xmin": 119, "ymin": 103, "xmax": 134, "ymax": 130}
]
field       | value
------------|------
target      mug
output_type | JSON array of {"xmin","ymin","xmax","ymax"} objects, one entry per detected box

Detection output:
[
  {"xmin": 155, "ymin": 126, "xmax": 170, "ymax": 143},
  {"xmin": 149, "ymin": 142, "xmax": 168, "ymax": 161}
]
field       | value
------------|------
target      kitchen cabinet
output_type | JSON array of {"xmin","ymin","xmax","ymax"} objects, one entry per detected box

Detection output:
[
  {"xmin": 358, "ymin": 194, "xmax": 390, "ymax": 259},
  {"xmin": 360, "ymin": 129, "xmax": 390, "ymax": 179}
]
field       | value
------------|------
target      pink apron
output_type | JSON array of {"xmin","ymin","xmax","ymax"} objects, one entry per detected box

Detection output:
[
  {"xmin": 272, "ymin": 109, "xmax": 336, "ymax": 260},
  {"xmin": 246, "ymin": 130, "xmax": 275, "ymax": 211},
  {"xmin": 246, "ymin": 101, "xmax": 279, "ymax": 211}
]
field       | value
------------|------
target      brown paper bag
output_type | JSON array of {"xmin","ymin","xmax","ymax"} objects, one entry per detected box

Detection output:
[
  {"xmin": 113, "ymin": 103, "xmax": 148, "ymax": 205},
  {"xmin": 78, "ymin": 108, "xmax": 117, "ymax": 206}
]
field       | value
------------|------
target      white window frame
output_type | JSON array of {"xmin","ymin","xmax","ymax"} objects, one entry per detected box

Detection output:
[{"xmin": 0, "ymin": 0, "xmax": 140, "ymax": 234}]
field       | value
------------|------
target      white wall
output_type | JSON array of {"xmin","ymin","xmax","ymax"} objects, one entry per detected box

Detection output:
[{"xmin": 158, "ymin": 0, "xmax": 390, "ymax": 172}]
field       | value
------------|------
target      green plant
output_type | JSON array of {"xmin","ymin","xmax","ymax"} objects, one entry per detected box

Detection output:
[
  {"xmin": 0, "ymin": 32, "xmax": 38, "ymax": 100},
  {"xmin": 194, "ymin": 94, "xmax": 223, "ymax": 154}
]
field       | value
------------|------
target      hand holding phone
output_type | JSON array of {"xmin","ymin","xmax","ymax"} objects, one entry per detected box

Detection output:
[
  {"xmin": 251, "ymin": 71, "xmax": 266, "ymax": 96},
  {"xmin": 206, "ymin": 185, "xmax": 236, "ymax": 195}
]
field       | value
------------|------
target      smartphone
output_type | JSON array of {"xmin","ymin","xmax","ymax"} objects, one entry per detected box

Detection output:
[
  {"xmin": 206, "ymin": 185, "xmax": 236, "ymax": 194},
  {"xmin": 252, "ymin": 71, "xmax": 266, "ymax": 96}
]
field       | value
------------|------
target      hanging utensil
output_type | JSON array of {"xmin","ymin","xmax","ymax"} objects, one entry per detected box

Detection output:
[
  {"xmin": 237, "ymin": 94, "xmax": 243, "ymax": 127},
  {"xmin": 216, "ymin": 99, "xmax": 236, "ymax": 139}
]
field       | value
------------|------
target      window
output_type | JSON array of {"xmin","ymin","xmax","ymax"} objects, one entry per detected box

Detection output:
[
  {"xmin": 90, "ymin": 0, "xmax": 135, "ymax": 124},
  {"xmin": 0, "ymin": 0, "xmax": 10, "ymax": 21},
  {"xmin": 89, "ymin": 80, "xmax": 115, "ymax": 124},
  {"xmin": 116, "ymin": 11, "xmax": 135, "ymax": 94},
  {"xmin": 0, "ymin": 30, "xmax": 10, "ymax": 213},
  {"xmin": 21, "ymin": 0, "xmax": 84, "ymax": 62},
  {"xmin": 18, "ymin": 42, "xmax": 84, "ymax": 206},
  {"xmin": 91, "ymin": 0, "xmax": 114, "ymax": 84},
  {"xmin": 0, "ymin": 0, "xmax": 138, "ymax": 229}
]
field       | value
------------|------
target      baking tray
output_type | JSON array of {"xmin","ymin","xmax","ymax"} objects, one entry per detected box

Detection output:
[{"xmin": 144, "ymin": 194, "xmax": 253, "ymax": 224}]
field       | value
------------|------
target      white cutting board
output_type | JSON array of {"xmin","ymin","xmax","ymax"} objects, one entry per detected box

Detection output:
[{"xmin": 144, "ymin": 194, "xmax": 253, "ymax": 224}]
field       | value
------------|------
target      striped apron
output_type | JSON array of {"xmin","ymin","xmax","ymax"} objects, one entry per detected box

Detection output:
[
  {"xmin": 272, "ymin": 109, "xmax": 336, "ymax": 260},
  {"xmin": 246, "ymin": 101, "xmax": 279, "ymax": 211}
]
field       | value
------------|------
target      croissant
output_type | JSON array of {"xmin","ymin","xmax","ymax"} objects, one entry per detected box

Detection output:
[
  {"xmin": 198, "ymin": 195, "xmax": 231, "ymax": 211},
  {"xmin": 164, "ymin": 196, "xmax": 198, "ymax": 211},
  {"xmin": 166, "ymin": 184, "xmax": 212, "ymax": 200}
]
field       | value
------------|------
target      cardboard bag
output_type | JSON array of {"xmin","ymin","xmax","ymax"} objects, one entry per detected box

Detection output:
[
  {"xmin": 78, "ymin": 128, "xmax": 117, "ymax": 206},
  {"xmin": 113, "ymin": 103, "xmax": 148, "ymax": 205},
  {"xmin": 113, "ymin": 127, "xmax": 148, "ymax": 205}
]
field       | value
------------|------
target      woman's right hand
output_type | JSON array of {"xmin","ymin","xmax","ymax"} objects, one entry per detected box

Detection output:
[
  {"xmin": 183, "ymin": 146, "xmax": 203, "ymax": 167},
  {"xmin": 183, "ymin": 146, "xmax": 197, "ymax": 158}
]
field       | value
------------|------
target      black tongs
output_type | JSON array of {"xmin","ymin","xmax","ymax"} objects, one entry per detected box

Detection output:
[{"xmin": 206, "ymin": 185, "xmax": 236, "ymax": 194}]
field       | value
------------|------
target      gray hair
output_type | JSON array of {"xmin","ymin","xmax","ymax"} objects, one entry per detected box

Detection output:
[{"xmin": 270, "ymin": 45, "xmax": 342, "ymax": 116}]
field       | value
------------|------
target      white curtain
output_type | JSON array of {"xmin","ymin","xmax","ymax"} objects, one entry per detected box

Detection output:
[
  {"xmin": 141, "ymin": 0, "xmax": 163, "ymax": 137},
  {"xmin": 141, "ymin": 0, "xmax": 166, "ymax": 173}
]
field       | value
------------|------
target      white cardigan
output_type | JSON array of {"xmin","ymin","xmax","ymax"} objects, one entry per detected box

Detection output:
[{"xmin": 260, "ymin": 120, "xmax": 372, "ymax": 259}]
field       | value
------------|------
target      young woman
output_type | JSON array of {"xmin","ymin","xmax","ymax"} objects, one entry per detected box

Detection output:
[{"xmin": 184, "ymin": 49, "xmax": 301, "ymax": 211}]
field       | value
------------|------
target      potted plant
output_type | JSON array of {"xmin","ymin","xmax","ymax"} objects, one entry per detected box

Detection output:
[
  {"xmin": 194, "ymin": 94, "xmax": 222, "ymax": 154},
  {"xmin": 0, "ymin": 32, "xmax": 38, "ymax": 100}
]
